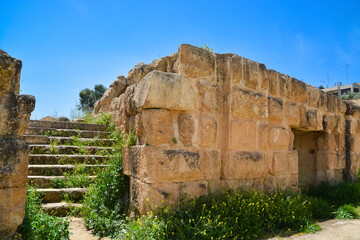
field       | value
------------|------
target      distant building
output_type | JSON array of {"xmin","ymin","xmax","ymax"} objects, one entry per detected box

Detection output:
[{"xmin": 323, "ymin": 83, "xmax": 360, "ymax": 96}]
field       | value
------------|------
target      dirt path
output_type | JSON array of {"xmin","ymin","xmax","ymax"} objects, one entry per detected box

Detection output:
[
  {"xmin": 268, "ymin": 219, "xmax": 360, "ymax": 240},
  {"xmin": 69, "ymin": 217, "xmax": 110, "ymax": 240}
]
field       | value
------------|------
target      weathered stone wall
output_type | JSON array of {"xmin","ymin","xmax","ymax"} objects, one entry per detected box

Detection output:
[
  {"xmin": 95, "ymin": 44, "xmax": 360, "ymax": 214},
  {"xmin": 0, "ymin": 50, "xmax": 35, "ymax": 238}
]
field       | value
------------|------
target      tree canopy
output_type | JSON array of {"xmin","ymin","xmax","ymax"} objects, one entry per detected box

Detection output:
[{"xmin": 78, "ymin": 84, "xmax": 107, "ymax": 112}]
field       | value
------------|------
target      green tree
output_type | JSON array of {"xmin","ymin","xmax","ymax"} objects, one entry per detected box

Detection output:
[{"xmin": 78, "ymin": 84, "xmax": 107, "ymax": 112}]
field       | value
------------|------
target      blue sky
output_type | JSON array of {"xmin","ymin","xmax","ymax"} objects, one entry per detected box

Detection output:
[{"xmin": 1, "ymin": 0, "xmax": 359, "ymax": 119}]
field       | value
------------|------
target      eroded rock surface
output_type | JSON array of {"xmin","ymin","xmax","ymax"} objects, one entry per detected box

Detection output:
[
  {"xmin": 95, "ymin": 44, "xmax": 360, "ymax": 214},
  {"xmin": 0, "ymin": 50, "xmax": 35, "ymax": 238}
]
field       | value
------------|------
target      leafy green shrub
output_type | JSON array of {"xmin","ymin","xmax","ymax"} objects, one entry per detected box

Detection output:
[
  {"xmin": 125, "ymin": 130, "xmax": 137, "ymax": 147},
  {"xmin": 335, "ymin": 204, "xmax": 359, "ymax": 219},
  {"xmin": 300, "ymin": 220, "xmax": 322, "ymax": 234},
  {"xmin": 18, "ymin": 187, "xmax": 70, "ymax": 239},
  {"xmin": 94, "ymin": 112, "xmax": 114, "ymax": 131},
  {"xmin": 82, "ymin": 151, "xmax": 129, "ymax": 237},
  {"xmin": 118, "ymin": 189, "xmax": 315, "ymax": 240},
  {"xmin": 307, "ymin": 181, "xmax": 360, "ymax": 207},
  {"xmin": 308, "ymin": 197, "xmax": 334, "ymax": 219},
  {"xmin": 340, "ymin": 92, "xmax": 360, "ymax": 100},
  {"xmin": 116, "ymin": 214, "xmax": 167, "ymax": 239}
]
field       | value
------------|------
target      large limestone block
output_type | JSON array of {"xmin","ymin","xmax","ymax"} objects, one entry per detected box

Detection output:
[
  {"xmin": 316, "ymin": 151, "xmax": 339, "ymax": 170},
  {"xmin": 317, "ymin": 133, "xmax": 337, "ymax": 151},
  {"xmin": 278, "ymin": 74, "xmax": 291, "ymax": 99},
  {"xmin": 202, "ymin": 150, "xmax": 221, "ymax": 180},
  {"xmin": 243, "ymin": 59, "xmax": 262, "ymax": 90},
  {"xmin": 228, "ymin": 119, "xmax": 257, "ymax": 150},
  {"xmin": 141, "ymin": 109, "xmax": 174, "ymax": 146},
  {"xmin": 131, "ymin": 178, "xmax": 208, "ymax": 214},
  {"xmin": 285, "ymin": 102, "xmax": 300, "ymax": 127},
  {"xmin": 258, "ymin": 124, "xmax": 269, "ymax": 148},
  {"xmin": 178, "ymin": 44, "xmax": 215, "ymax": 79},
  {"xmin": 231, "ymin": 88, "xmax": 268, "ymax": 119},
  {"xmin": 326, "ymin": 114, "xmax": 338, "ymax": 132},
  {"xmin": 222, "ymin": 151, "xmax": 268, "ymax": 179},
  {"xmin": 94, "ymin": 76, "xmax": 128, "ymax": 114},
  {"xmin": 229, "ymin": 54, "xmax": 243, "ymax": 84},
  {"xmin": 178, "ymin": 113, "xmax": 195, "ymax": 147},
  {"xmin": 318, "ymin": 90, "xmax": 328, "ymax": 112},
  {"xmin": 0, "ymin": 50, "xmax": 21, "ymax": 96},
  {"xmin": 268, "ymin": 127, "xmax": 290, "ymax": 148},
  {"xmin": 0, "ymin": 139, "xmax": 28, "ymax": 188},
  {"xmin": 197, "ymin": 80, "xmax": 219, "ymax": 113},
  {"xmin": 268, "ymin": 70, "xmax": 279, "ymax": 96},
  {"xmin": 305, "ymin": 109, "xmax": 323, "ymax": 131},
  {"xmin": 134, "ymin": 70, "xmax": 195, "ymax": 111},
  {"xmin": 268, "ymin": 96, "xmax": 284, "ymax": 122},
  {"xmin": 0, "ymin": 94, "xmax": 35, "ymax": 137},
  {"xmin": 199, "ymin": 115, "xmax": 217, "ymax": 148},
  {"xmin": 327, "ymin": 94, "xmax": 338, "ymax": 113},
  {"xmin": 270, "ymin": 151, "xmax": 298, "ymax": 175},
  {"xmin": 290, "ymin": 78, "xmax": 307, "ymax": 104},
  {"xmin": 125, "ymin": 146, "xmax": 203, "ymax": 183},
  {"xmin": 0, "ymin": 187, "xmax": 26, "ymax": 236},
  {"xmin": 259, "ymin": 65, "xmax": 270, "ymax": 91},
  {"xmin": 130, "ymin": 177, "xmax": 179, "ymax": 214},
  {"xmin": 333, "ymin": 133, "xmax": 345, "ymax": 152},
  {"xmin": 307, "ymin": 87, "xmax": 320, "ymax": 108}
]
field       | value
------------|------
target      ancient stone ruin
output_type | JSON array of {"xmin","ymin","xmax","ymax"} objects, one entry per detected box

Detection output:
[
  {"xmin": 0, "ymin": 50, "xmax": 35, "ymax": 238},
  {"xmin": 95, "ymin": 44, "xmax": 360, "ymax": 214}
]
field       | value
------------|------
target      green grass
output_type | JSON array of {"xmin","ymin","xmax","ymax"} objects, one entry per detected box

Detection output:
[
  {"xmin": 335, "ymin": 204, "xmax": 360, "ymax": 219},
  {"xmin": 82, "ymin": 167, "xmax": 360, "ymax": 240},
  {"xmin": 82, "ymin": 151, "xmax": 129, "ymax": 238},
  {"xmin": 17, "ymin": 187, "xmax": 70, "ymax": 240},
  {"xmin": 114, "ymin": 189, "xmax": 316, "ymax": 240}
]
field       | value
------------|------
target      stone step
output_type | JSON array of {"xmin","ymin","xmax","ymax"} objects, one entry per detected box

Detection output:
[
  {"xmin": 29, "ymin": 144, "xmax": 114, "ymax": 155},
  {"xmin": 25, "ymin": 127, "xmax": 111, "ymax": 138},
  {"xmin": 29, "ymin": 120, "xmax": 107, "ymax": 131},
  {"xmin": 28, "ymin": 164, "xmax": 107, "ymax": 176},
  {"xmin": 24, "ymin": 135, "xmax": 114, "ymax": 147},
  {"xmin": 28, "ymin": 176, "xmax": 96, "ymax": 188},
  {"xmin": 29, "ymin": 154, "xmax": 108, "ymax": 165},
  {"xmin": 42, "ymin": 202, "xmax": 82, "ymax": 217},
  {"xmin": 36, "ymin": 188, "xmax": 87, "ymax": 203}
]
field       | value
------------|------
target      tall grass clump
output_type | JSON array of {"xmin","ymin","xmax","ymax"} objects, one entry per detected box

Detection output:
[{"xmin": 17, "ymin": 187, "xmax": 70, "ymax": 240}]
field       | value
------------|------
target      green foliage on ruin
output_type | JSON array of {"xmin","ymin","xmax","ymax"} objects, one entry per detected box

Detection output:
[
  {"xmin": 82, "ymin": 150, "xmax": 130, "ymax": 237},
  {"xmin": 199, "ymin": 44, "xmax": 213, "ymax": 53},
  {"xmin": 17, "ymin": 187, "xmax": 70, "ymax": 240},
  {"xmin": 83, "ymin": 177, "xmax": 360, "ymax": 239}
]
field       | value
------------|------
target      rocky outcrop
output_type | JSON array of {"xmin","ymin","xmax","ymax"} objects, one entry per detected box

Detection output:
[
  {"xmin": 96, "ymin": 44, "xmax": 360, "ymax": 214},
  {"xmin": 93, "ymin": 53, "xmax": 178, "ymax": 115},
  {"xmin": 0, "ymin": 50, "xmax": 35, "ymax": 238}
]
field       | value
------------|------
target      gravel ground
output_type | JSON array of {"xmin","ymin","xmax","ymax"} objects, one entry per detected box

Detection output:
[{"xmin": 267, "ymin": 219, "xmax": 360, "ymax": 240}]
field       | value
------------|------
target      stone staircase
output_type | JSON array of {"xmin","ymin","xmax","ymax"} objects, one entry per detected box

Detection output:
[{"xmin": 25, "ymin": 120, "xmax": 113, "ymax": 216}]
